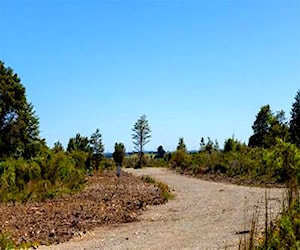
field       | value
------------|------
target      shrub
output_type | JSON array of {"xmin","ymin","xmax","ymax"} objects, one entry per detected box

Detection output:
[
  {"xmin": 170, "ymin": 150, "xmax": 191, "ymax": 171},
  {"xmin": 0, "ymin": 151, "xmax": 87, "ymax": 203},
  {"xmin": 147, "ymin": 158, "xmax": 168, "ymax": 168},
  {"xmin": 141, "ymin": 175, "xmax": 174, "ymax": 201},
  {"xmin": 0, "ymin": 160, "xmax": 16, "ymax": 192},
  {"xmin": 0, "ymin": 231, "xmax": 15, "ymax": 250},
  {"xmin": 124, "ymin": 155, "xmax": 137, "ymax": 168}
]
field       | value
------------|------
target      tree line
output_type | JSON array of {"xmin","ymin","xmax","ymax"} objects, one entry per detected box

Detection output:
[
  {"xmin": 1, "ymin": 59, "xmax": 300, "ymax": 163},
  {"xmin": 1, "ymin": 60, "xmax": 299, "ymax": 196}
]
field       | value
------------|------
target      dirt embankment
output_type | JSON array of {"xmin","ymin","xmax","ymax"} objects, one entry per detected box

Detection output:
[{"xmin": 0, "ymin": 170, "xmax": 165, "ymax": 247}]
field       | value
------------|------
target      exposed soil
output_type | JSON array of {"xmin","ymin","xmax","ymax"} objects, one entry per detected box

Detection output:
[
  {"xmin": 0, "ymin": 170, "xmax": 165, "ymax": 247},
  {"xmin": 39, "ymin": 168, "xmax": 285, "ymax": 250}
]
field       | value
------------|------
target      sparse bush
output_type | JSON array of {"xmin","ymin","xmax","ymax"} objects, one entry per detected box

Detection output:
[
  {"xmin": 124, "ymin": 156, "xmax": 137, "ymax": 168},
  {"xmin": 147, "ymin": 158, "xmax": 168, "ymax": 168},
  {"xmin": 265, "ymin": 199, "xmax": 300, "ymax": 249},
  {"xmin": 141, "ymin": 175, "xmax": 155, "ymax": 184},
  {"xmin": 141, "ymin": 175, "xmax": 174, "ymax": 201},
  {"xmin": 239, "ymin": 141, "xmax": 300, "ymax": 250},
  {"xmin": 0, "ymin": 231, "xmax": 15, "ymax": 250},
  {"xmin": 101, "ymin": 159, "xmax": 115, "ymax": 169}
]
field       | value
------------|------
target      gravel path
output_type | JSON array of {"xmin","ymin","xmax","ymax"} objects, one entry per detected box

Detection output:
[{"xmin": 41, "ymin": 168, "xmax": 285, "ymax": 250}]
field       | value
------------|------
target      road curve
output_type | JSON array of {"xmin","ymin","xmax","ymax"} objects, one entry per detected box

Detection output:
[{"xmin": 41, "ymin": 168, "xmax": 284, "ymax": 250}]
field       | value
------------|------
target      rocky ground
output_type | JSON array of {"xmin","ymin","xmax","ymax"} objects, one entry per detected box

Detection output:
[{"xmin": 0, "ymin": 170, "xmax": 165, "ymax": 247}]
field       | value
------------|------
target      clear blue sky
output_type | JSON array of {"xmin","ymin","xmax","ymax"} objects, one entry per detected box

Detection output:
[{"xmin": 0, "ymin": 0, "xmax": 299, "ymax": 152}]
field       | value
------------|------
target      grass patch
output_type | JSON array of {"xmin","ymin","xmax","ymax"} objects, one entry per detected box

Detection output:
[
  {"xmin": 141, "ymin": 175, "xmax": 175, "ymax": 201},
  {"xmin": 0, "ymin": 231, "xmax": 15, "ymax": 250}
]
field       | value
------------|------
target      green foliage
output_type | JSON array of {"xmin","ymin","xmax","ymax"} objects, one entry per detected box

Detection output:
[
  {"xmin": 170, "ymin": 149, "xmax": 191, "ymax": 172},
  {"xmin": 0, "ymin": 61, "xmax": 43, "ymax": 159},
  {"xmin": 90, "ymin": 128, "xmax": 104, "ymax": 170},
  {"xmin": 52, "ymin": 141, "xmax": 64, "ymax": 153},
  {"xmin": 249, "ymin": 105, "xmax": 290, "ymax": 148},
  {"xmin": 155, "ymin": 145, "xmax": 166, "ymax": 159},
  {"xmin": 113, "ymin": 142, "xmax": 125, "ymax": 167},
  {"xmin": 0, "ymin": 151, "xmax": 87, "ymax": 203},
  {"xmin": 134, "ymin": 153, "xmax": 148, "ymax": 169},
  {"xmin": 249, "ymin": 105, "xmax": 273, "ymax": 147},
  {"xmin": 67, "ymin": 133, "xmax": 90, "ymax": 153},
  {"xmin": 0, "ymin": 231, "xmax": 15, "ymax": 250},
  {"xmin": 101, "ymin": 159, "xmax": 115, "ymax": 169},
  {"xmin": 290, "ymin": 89, "xmax": 300, "ymax": 146},
  {"xmin": 132, "ymin": 115, "xmax": 151, "ymax": 168},
  {"xmin": 267, "ymin": 140, "xmax": 300, "ymax": 186},
  {"xmin": 141, "ymin": 175, "xmax": 174, "ymax": 201},
  {"xmin": 200, "ymin": 137, "xmax": 219, "ymax": 153},
  {"xmin": 141, "ymin": 175, "xmax": 155, "ymax": 184},
  {"xmin": 253, "ymin": 199, "xmax": 300, "ymax": 250},
  {"xmin": 170, "ymin": 140, "xmax": 300, "ymax": 187},
  {"xmin": 69, "ymin": 150, "xmax": 89, "ymax": 169},
  {"xmin": 147, "ymin": 158, "xmax": 168, "ymax": 168},
  {"xmin": 177, "ymin": 137, "xmax": 187, "ymax": 152},
  {"xmin": 154, "ymin": 180, "xmax": 175, "ymax": 201},
  {"xmin": 224, "ymin": 137, "xmax": 245, "ymax": 152},
  {"xmin": 124, "ymin": 155, "xmax": 137, "ymax": 168}
]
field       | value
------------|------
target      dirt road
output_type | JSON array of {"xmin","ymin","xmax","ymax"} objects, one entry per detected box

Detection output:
[{"xmin": 41, "ymin": 168, "xmax": 284, "ymax": 250}]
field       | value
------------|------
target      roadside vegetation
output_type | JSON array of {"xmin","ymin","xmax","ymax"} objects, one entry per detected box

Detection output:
[
  {"xmin": 141, "ymin": 175, "xmax": 175, "ymax": 201},
  {"xmin": 165, "ymin": 90, "xmax": 300, "ymax": 249}
]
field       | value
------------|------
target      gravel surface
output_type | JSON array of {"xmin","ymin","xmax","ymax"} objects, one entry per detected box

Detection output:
[{"xmin": 41, "ymin": 168, "xmax": 285, "ymax": 250}]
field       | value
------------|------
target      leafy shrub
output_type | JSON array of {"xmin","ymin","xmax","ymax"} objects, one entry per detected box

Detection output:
[
  {"xmin": 0, "ymin": 161, "xmax": 16, "ymax": 192},
  {"xmin": 69, "ymin": 150, "xmax": 89, "ymax": 170},
  {"xmin": 0, "ymin": 151, "xmax": 87, "ymax": 203},
  {"xmin": 170, "ymin": 142, "xmax": 300, "ymax": 186},
  {"xmin": 141, "ymin": 175, "xmax": 174, "ymax": 201},
  {"xmin": 170, "ymin": 150, "xmax": 191, "ymax": 171}
]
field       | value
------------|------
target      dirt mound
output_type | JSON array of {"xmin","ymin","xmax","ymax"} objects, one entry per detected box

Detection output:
[{"xmin": 0, "ymin": 170, "xmax": 165, "ymax": 247}]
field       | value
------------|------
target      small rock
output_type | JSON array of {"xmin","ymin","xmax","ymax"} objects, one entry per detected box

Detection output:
[{"xmin": 49, "ymin": 229, "xmax": 55, "ymax": 237}]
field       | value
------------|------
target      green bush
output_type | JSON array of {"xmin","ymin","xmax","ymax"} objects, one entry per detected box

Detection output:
[
  {"xmin": 69, "ymin": 150, "xmax": 89, "ymax": 170},
  {"xmin": 254, "ymin": 199, "xmax": 300, "ymax": 250},
  {"xmin": 0, "ymin": 231, "xmax": 15, "ymax": 250},
  {"xmin": 170, "ymin": 150, "xmax": 191, "ymax": 171},
  {"xmin": 141, "ymin": 175, "xmax": 155, "ymax": 184},
  {"xmin": 141, "ymin": 175, "xmax": 174, "ymax": 201},
  {"xmin": 0, "ymin": 151, "xmax": 87, "ymax": 203},
  {"xmin": 170, "ymin": 141, "xmax": 300, "ymax": 186},
  {"xmin": 0, "ymin": 160, "xmax": 16, "ymax": 192}
]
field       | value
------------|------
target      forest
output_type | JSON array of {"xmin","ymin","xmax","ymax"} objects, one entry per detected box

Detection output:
[{"xmin": 0, "ymin": 60, "xmax": 299, "ymax": 249}]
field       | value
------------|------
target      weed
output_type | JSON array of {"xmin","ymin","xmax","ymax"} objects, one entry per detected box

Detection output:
[
  {"xmin": 141, "ymin": 175, "xmax": 175, "ymax": 201},
  {"xmin": 0, "ymin": 231, "xmax": 16, "ymax": 250}
]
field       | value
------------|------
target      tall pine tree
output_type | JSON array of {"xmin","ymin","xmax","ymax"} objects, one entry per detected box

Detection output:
[
  {"xmin": 132, "ymin": 115, "xmax": 151, "ymax": 168},
  {"xmin": 290, "ymin": 89, "xmax": 300, "ymax": 146},
  {"xmin": 249, "ymin": 105, "xmax": 273, "ymax": 147},
  {"xmin": 0, "ymin": 61, "xmax": 42, "ymax": 159}
]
